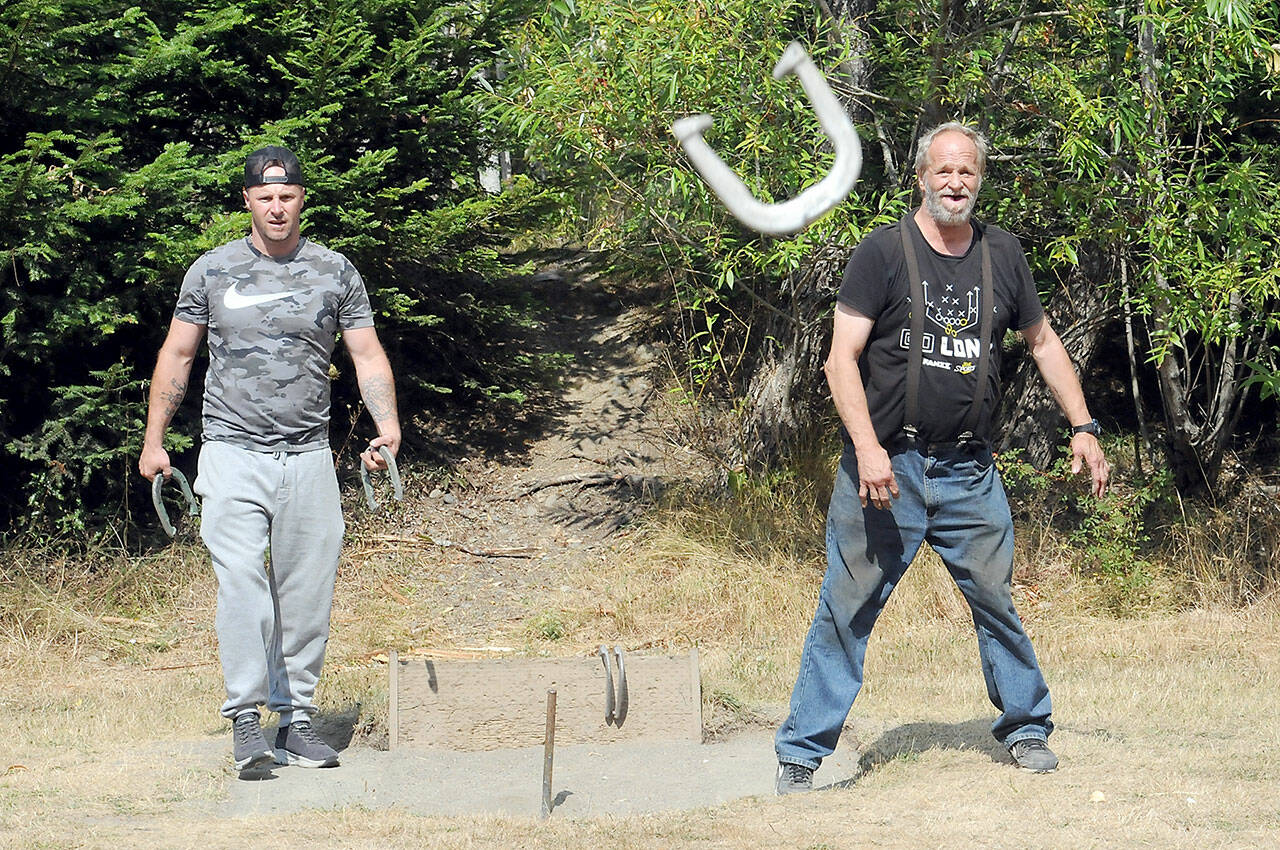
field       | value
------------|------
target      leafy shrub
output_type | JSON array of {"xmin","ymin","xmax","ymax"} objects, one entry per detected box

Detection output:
[
  {"xmin": 998, "ymin": 442, "xmax": 1177, "ymax": 611},
  {"xmin": 0, "ymin": 0, "xmax": 551, "ymax": 542}
]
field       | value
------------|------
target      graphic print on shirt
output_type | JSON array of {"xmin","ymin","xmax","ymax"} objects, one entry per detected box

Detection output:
[
  {"xmin": 222, "ymin": 280, "xmax": 305, "ymax": 310},
  {"xmin": 898, "ymin": 279, "xmax": 982, "ymax": 375}
]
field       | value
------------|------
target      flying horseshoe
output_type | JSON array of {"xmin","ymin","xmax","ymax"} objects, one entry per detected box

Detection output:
[{"xmin": 671, "ymin": 41, "xmax": 862, "ymax": 235}]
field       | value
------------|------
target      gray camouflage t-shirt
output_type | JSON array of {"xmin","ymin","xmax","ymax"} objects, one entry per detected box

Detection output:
[{"xmin": 174, "ymin": 236, "xmax": 374, "ymax": 451}]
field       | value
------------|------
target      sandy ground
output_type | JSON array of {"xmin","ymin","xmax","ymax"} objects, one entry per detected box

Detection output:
[{"xmin": 217, "ymin": 728, "xmax": 858, "ymax": 818}]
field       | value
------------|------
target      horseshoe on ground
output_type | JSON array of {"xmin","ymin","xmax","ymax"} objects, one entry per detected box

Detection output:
[
  {"xmin": 599, "ymin": 644, "xmax": 616, "ymax": 724},
  {"xmin": 611, "ymin": 644, "xmax": 628, "ymax": 726},
  {"xmin": 670, "ymin": 41, "xmax": 862, "ymax": 235}
]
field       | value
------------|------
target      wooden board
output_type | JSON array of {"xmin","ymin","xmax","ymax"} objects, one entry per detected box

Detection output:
[{"xmin": 388, "ymin": 649, "xmax": 701, "ymax": 751}]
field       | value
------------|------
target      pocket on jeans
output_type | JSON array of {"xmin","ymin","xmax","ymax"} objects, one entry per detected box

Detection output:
[{"xmin": 959, "ymin": 448, "xmax": 995, "ymax": 477}]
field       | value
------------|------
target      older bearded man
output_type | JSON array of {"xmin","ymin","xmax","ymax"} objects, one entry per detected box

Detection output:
[{"xmin": 773, "ymin": 122, "xmax": 1109, "ymax": 793}]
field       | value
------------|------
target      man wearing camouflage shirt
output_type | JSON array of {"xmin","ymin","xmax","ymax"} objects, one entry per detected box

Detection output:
[{"xmin": 138, "ymin": 146, "xmax": 400, "ymax": 772}]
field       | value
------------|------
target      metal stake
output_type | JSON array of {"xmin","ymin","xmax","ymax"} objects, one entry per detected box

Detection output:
[{"xmin": 541, "ymin": 688, "xmax": 557, "ymax": 818}]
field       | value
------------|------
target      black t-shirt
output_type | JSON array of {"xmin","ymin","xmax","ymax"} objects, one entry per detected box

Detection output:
[{"xmin": 836, "ymin": 213, "xmax": 1044, "ymax": 444}]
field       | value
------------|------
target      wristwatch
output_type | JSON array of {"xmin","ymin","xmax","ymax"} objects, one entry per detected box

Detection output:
[{"xmin": 1070, "ymin": 418, "xmax": 1101, "ymax": 436}]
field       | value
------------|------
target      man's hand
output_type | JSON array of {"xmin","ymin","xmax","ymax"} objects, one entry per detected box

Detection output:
[
  {"xmin": 856, "ymin": 444, "xmax": 899, "ymax": 510},
  {"xmin": 1070, "ymin": 432, "xmax": 1109, "ymax": 498},
  {"xmin": 360, "ymin": 433, "xmax": 401, "ymax": 472},
  {"xmin": 826, "ymin": 305, "xmax": 896, "ymax": 510},
  {"xmin": 139, "ymin": 445, "xmax": 172, "ymax": 482},
  {"xmin": 139, "ymin": 318, "xmax": 204, "ymax": 483}
]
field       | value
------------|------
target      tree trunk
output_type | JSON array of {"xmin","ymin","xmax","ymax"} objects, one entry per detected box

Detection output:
[
  {"xmin": 996, "ymin": 247, "xmax": 1113, "ymax": 466},
  {"xmin": 1135, "ymin": 13, "xmax": 1248, "ymax": 493},
  {"xmin": 1151, "ymin": 275, "xmax": 1251, "ymax": 491},
  {"xmin": 735, "ymin": 248, "xmax": 846, "ymax": 465}
]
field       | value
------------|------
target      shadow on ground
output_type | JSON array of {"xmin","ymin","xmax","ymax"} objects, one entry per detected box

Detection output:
[
  {"xmin": 835, "ymin": 717, "xmax": 1011, "ymax": 787},
  {"xmin": 312, "ymin": 704, "xmax": 362, "ymax": 752}
]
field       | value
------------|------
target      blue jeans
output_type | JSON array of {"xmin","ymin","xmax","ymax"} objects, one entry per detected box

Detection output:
[{"xmin": 775, "ymin": 444, "xmax": 1052, "ymax": 769}]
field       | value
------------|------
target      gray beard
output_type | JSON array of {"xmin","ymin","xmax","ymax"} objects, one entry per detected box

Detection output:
[{"xmin": 923, "ymin": 185, "xmax": 977, "ymax": 226}]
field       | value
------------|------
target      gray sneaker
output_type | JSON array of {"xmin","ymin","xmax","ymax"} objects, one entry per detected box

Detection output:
[
  {"xmin": 1009, "ymin": 738, "xmax": 1058, "ymax": 773},
  {"xmin": 775, "ymin": 761, "xmax": 814, "ymax": 795},
  {"xmin": 274, "ymin": 719, "xmax": 340, "ymax": 768},
  {"xmin": 232, "ymin": 711, "xmax": 274, "ymax": 771}
]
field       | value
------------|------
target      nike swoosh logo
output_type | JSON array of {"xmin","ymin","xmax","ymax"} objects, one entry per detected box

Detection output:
[{"xmin": 222, "ymin": 282, "xmax": 305, "ymax": 310}]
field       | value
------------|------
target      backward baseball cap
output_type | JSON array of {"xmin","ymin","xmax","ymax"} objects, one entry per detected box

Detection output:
[{"xmin": 244, "ymin": 145, "xmax": 305, "ymax": 187}]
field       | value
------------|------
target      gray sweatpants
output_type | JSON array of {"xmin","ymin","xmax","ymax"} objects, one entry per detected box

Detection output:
[{"xmin": 194, "ymin": 440, "xmax": 344, "ymax": 723}]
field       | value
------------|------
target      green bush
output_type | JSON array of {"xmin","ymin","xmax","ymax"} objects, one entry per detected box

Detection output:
[
  {"xmin": 495, "ymin": 0, "xmax": 906, "ymax": 396},
  {"xmin": 0, "ymin": 0, "xmax": 552, "ymax": 542},
  {"xmin": 998, "ymin": 442, "xmax": 1177, "ymax": 611}
]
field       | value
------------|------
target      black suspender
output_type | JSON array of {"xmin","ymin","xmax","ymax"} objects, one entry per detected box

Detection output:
[
  {"xmin": 901, "ymin": 219, "xmax": 927, "ymax": 436},
  {"xmin": 966, "ymin": 232, "xmax": 994, "ymax": 437},
  {"xmin": 897, "ymin": 214, "xmax": 993, "ymax": 443}
]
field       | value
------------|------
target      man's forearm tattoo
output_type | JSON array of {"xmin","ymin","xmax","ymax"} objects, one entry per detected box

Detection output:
[
  {"xmin": 160, "ymin": 377, "xmax": 187, "ymax": 420},
  {"xmin": 359, "ymin": 375, "xmax": 398, "ymax": 424}
]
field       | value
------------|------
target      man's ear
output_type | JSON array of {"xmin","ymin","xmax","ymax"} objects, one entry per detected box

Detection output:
[{"xmin": 242, "ymin": 189, "xmax": 250, "ymax": 210}]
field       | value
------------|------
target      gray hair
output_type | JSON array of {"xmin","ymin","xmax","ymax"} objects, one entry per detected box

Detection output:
[{"xmin": 914, "ymin": 122, "xmax": 989, "ymax": 175}]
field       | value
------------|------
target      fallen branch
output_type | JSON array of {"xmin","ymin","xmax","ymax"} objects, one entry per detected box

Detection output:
[
  {"xmin": 381, "ymin": 579, "xmax": 410, "ymax": 605},
  {"xmin": 416, "ymin": 534, "xmax": 540, "ymax": 559},
  {"xmin": 100, "ymin": 615, "xmax": 158, "ymax": 629},
  {"xmin": 503, "ymin": 471, "xmax": 622, "ymax": 500},
  {"xmin": 357, "ymin": 533, "xmax": 540, "ymax": 560},
  {"xmin": 144, "ymin": 660, "xmax": 217, "ymax": 672},
  {"xmin": 449, "ymin": 542, "xmax": 539, "ymax": 559}
]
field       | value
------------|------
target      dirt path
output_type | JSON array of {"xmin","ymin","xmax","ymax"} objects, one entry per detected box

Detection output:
[{"xmin": 370, "ymin": 252, "xmax": 687, "ymax": 644}]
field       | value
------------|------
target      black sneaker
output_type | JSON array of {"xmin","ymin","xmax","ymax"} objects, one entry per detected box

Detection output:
[
  {"xmin": 775, "ymin": 761, "xmax": 815, "ymax": 795},
  {"xmin": 1009, "ymin": 738, "xmax": 1058, "ymax": 773},
  {"xmin": 232, "ymin": 711, "xmax": 274, "ymax": 772},
  {"xmin": 274, "ymin": 719, "xmax": 340, "ymax": 768}
]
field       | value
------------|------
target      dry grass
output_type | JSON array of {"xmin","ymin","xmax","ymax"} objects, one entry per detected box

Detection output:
[
  {"xmin": 1167, "ymin": 484, "xmax": 1280, "ymax": 608},
  {"xmin": 2, "ymin": 465, "xmax": 1279, "ymax": 849},
  {"xmin": 3, "ymin": 591, "xmax": 1277, "ymax": 849},
  {"xmin": 527, "ymin": 473, "xmax": 830, "ymax": 723}
]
